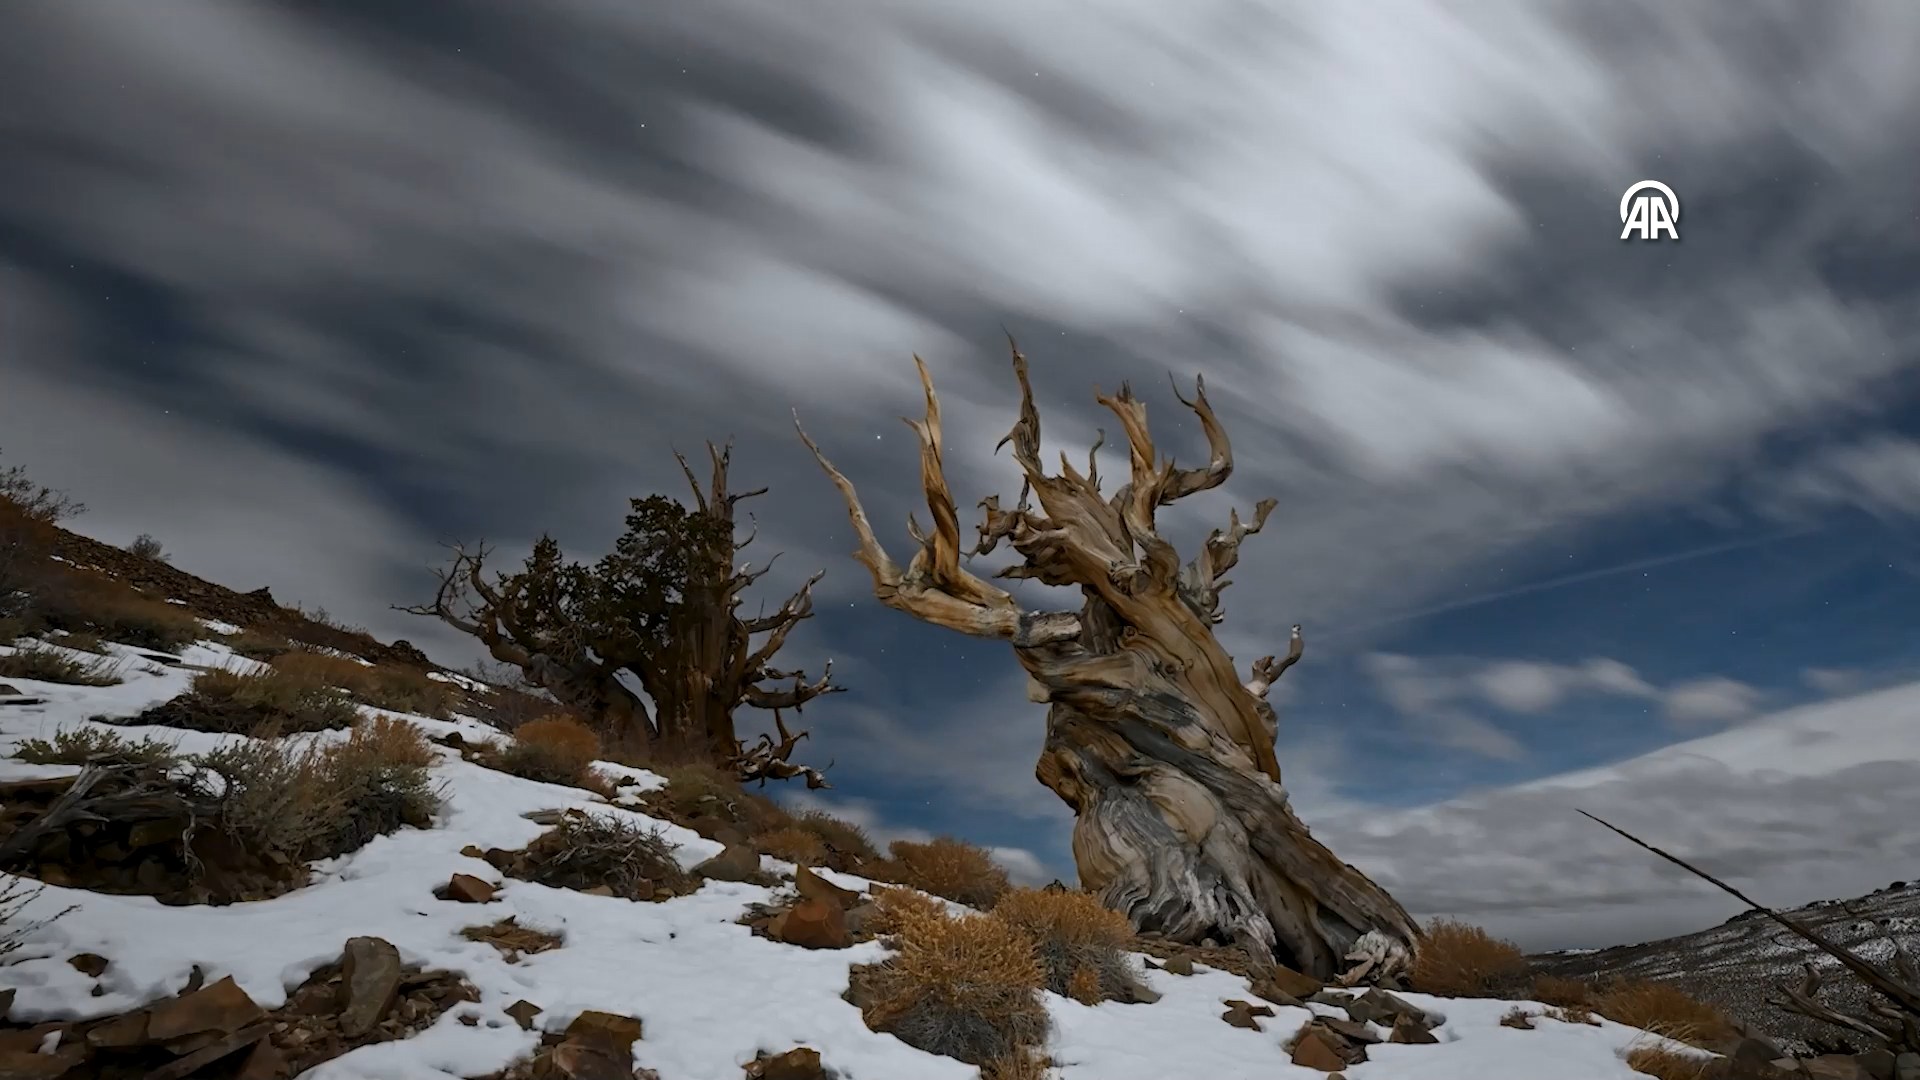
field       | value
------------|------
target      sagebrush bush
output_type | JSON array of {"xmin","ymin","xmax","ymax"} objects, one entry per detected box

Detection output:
[
  {"xmin": 224, "ymin": 628, "xmax": 295, "ymax": 661},
  {"xmin": 269, "ymin": 651, "xmax": 453, "ymax": 718},
  {"xmin": 1407, "ymin": 918, "xmax": 1532, "ymax": 998},
  {"xmin": 875, "ymin": 837, "xmax": 1011, "ymax": 910},
  {"xmin": 0, "ymin": 643, "xmax": 123, "ymax": 686},
  {"xmin": 126, "ymin": 534, "xmax": 167, "ymax": 562},
  {"xmin": 988, "ymin": 888, "xmax": 1142, "ymax": 1004},
  {"xmin": 159, "ymin": 666, "xmax": 362, "ymax": 734},
  {"xmin": 866, "ymin": 885, "xmax": 950, "ymax": 937},
  {"xmin": 787, "ymin": 809, "xmax": 877, "ymax": 870},
  {"xmin": 193, "ymin": 716, "xmax": 441, "ymax": 862},
  {"xmin": 754, "ymin": 825, "xmax": 830, "ymax": 867},
  {"xmin": 515, "ymin": 812, "xmax": 688, "ymax": 899},
  {"xmin": 14, "ymin": 727, "xmax": 178, "ymax": 768},
  {"xmin": 499, "ymin": 714, "xmax": 603, "ymax": 789},
  {"xmin": 29, "ymin": 571, "xmax": 201, "ymax": 652},
  {"xmin": 1622, "ymin": 1041, "xmax": 1722, "ymax": 1080},
  {"xmin": 1532, "ymin": 974, "xmax": 1594, "ymax": 1007},
  {"xmin": 648, "ymin": 761, "xmax": 791, "ymax": 835},
  {"xmin": 859, "ymin": 907, "xmax": 1049, "ymax": 1066},
  {"xmin": 1593, "ymin": 980, "xmax": 1733, "ymax": 1048}
]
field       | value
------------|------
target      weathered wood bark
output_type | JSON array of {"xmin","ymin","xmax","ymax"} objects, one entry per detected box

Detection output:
[
  {"xmin": 797, "ymin": 348, "xmax": 1419, "ymax": 979},
  {"xmin": 400, "ymin": 442, "xmax": 840, "ymax": 786}
]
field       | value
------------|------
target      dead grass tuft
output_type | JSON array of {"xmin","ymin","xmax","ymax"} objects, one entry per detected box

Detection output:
[
  {"xmin": 1593, "ymin": 979, "xmax": 1734, "ymax": 1048},
  {"xmin": 513, "ymin": 811, "xmax": 690, "ymax": 900},
  {"xmin": 1532, "ymin": 973, "xmax": 1595, "ymax": 1007},
  {"xmin": 270, "ymin": 651, "xmax": 455, "ymax": 718},
  {"xmin": 121, "ymin": 665, "xmax": 362, "ymax": 735},
  {"xmin": 645, "ymin": 761, "xmax": 791, "ymax": 836},
  {"xmin": 27, "ymin": 570, "xmax": 202, "ymax": 653},
  {"xmin": 14, "ymin": 727, "xmax": 179, "ymax": 768},
  {"xmin": 858, "ymin": 906, "xmax": 1049, "ymax": 1066},
  {"xmin": 1622, "ymin": 1041, "xmax": 1722, "ymax": 1080},
  {"xmin": 988, "ymin": 888, "xmax": 1143, "ymax": 1004},
  {"xmin": 497, "ymin": 714, "xmax": 604, "ymax": 789},
  {"xmin": 786, "ymin": 810, "xmax": 878, "ymax": 871},
  {"xmin": 1545, "ymin": 1003, "xmax": 1600, "ymax": 1026},
  {"xmin": 754, "ymin": 825, "xmax": 830, "ymax": 867},
  {"xmin": 1407, "ymin": 918, "xmax": 1533, "ymax": 998},
  {"xmin": 874, "ymin": 837, "xmax": 1011, "ymax": 911},
  {"xmin": 0, "ymin": 643, "xmax": 123, "ymax": 685},
  {"xmin": 460, "ymin": 917, "xmax": 564, "ymax": 963}
]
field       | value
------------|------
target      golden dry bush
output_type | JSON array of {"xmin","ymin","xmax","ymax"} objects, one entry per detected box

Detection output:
[
  {"xmin": 14, "ymin": 727, "xmax": 178, "ymax": 768},
  {"xmin": 1532, "ymin": 974, "xmax": 1595, "ymax": 1007},
  {"xmin": 499, "ymin": 714, "xmax": 603, "ymax": 789},
  {"xmin": 30, "ymin": 571, "xmax": 202, "ymax": 652},
  {"xmin": 788, "ymin": 810, "xmax": 878, "ymax": 871},
  {"xmin": 754, "ymin": 825, "xmax": 830, "ymax": 867},
  {"xmin": 646, "ymin": 761, "xmax": 792, "ymax": 835},
  {"xmin": 860, "ymin": 908, "xmax": 1048, "ymax": 1066},
  {"xmin": 270, "ymin": 651, "xmax": 454, "ymax": 718},
  {"xmin": 346, "ymin": 714, "xmax": 438, "ymax": 769},
  {"xmin": 866, "ymin": 886, "xmax": 951, "ymax": 937},
  {"xmin": 988, "ymin": 888, "xmax": 1142, "ymax": 1004},
  {"xmin": 1593, "ymin": 980, "xmax": 1733, "ymax": 1048},
  {"xmin": 165, "ymin": 665, "xmax": 361, "ymax": 734},
  {"xmin": 1407, "ymin": 918, "xmax": 1533, "ymax": 998},
  {"xmin": 882, "ymin": 837, "xmax": 1012, "ymax": 910},
  {"xmin": 1622, "ymin": 1042, "xmax": 1721, "ymax": 1080}
]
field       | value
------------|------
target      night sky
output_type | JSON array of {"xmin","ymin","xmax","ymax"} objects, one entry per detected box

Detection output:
[{"xmin": 3, "ymin": 1, "xmax": 1918, "ymax": 948}]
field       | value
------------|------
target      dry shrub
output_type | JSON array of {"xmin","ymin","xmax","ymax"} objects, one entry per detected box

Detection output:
[
  {"xmin": 988, "ymin": 888, "xmax": 1143, "ymax": 1004},
  {"xmin": 980, "ymin": 1052, "xmax": 1052, "ymax": 1080},
  {"xmin": 195, "ymin": 717, "xmax": 442, "ymax": 862},
  {"xmin": 1593, "ymin": 980, "xmax": 1733, "ymax": 1048},
  {"xmin": 647, "ymin": 761, "xmax": 791, "ymax": 835},
  {"xmin": 1407, "ymin": 918, "xmax": 1532, "ymax": 998},
  {"xmin": 498, "ymin": 714, "xmax": 603, "ymax": 789},
  {"xmin": 786, "ymin": 810, "xmax": 878, "ymax": 872},
  {"xmin": 52, "ymin": 630, "xmax": 106, "ymax": 654},
  {"xmin": 514, "ymin": 811, "xmax": 689, "ymax": 899},
  {"xmin": 754, "ymin": 825, "xmax": 829, "ymax": 867},
  {"xmin": 1546, "ymin": 1004, "xmax": 1599, "ymax": 1026},
  {"xmin": 867, "ymin": 885, "xmax": 951, "ymax": 937},
  {"xmin": 225, "ymin": 628, "xmax": 295, "ymax": 661},
  {"xmin": 14, "ymin": 727, "xmax": 178, "ymax": 768},
  {"xmin": 878, "ymin": 838, "xmax": 1011, "ymax": 910},
  {"xmin": 859, "ymin": 907, "xmax": 1049, "ymax": 1066},
  {"xmin": 145, "ymin": 666, "xmax": 361, "ymax": 734},
  {"xmin": 28, "ymin": 569, "xmax": 202, "ymax": 653},
  {"xmin": 270, "ymin": 651, "xmax": 454, "ymax": 718},
  {"xmin": 1622, "ymin": 1042, "xmax": 1722, "ymax": 1080},
  {"xmin": 1532, "ymin": 973, "xmax": 1595, "ymax": 1007},
  {"xmin": 0, "ymin": 643, "xmax": 123, "ymax": 686}
]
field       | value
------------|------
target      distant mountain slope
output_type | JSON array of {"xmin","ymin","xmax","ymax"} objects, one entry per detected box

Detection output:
[{"xmin": 1533, "ymin": 879, "xmax": 1920, "ymax": 1054}]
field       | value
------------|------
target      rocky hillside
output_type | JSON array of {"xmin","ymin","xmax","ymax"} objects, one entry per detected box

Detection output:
[{"xmin": 1534, "ymin": 882, "xmax": 1920, "ymax": 1056}]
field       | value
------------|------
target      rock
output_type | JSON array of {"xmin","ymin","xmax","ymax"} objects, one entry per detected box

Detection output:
[
  {"xmin": 779, "ymin": 898, "xmax": 852, "ymax": 950},
  {"xmin": 145, "ymin": 976, "xmax": 265, "ymax": 1041},
  {"xmin": 0, "ymin": 989, "xmax": 10, "ymax": 1022},
  {"xmin": 582, "ymin": 885, "xmax": 614, "ymax": 897},
  {"xmin": 338, "ymin": 936, "xmax": 405, "ymax": 1038},
  {"xmin": 563, "ymin": 1010, "xmax": 644, "ymax": 1055},
  {"xmin": 1799, "ymin": 1057, "xmax": 1867, "ymax": 1080},
  {"xmin": 694, "ymin": 844, "xmax": 764, "ymax": 883},
  {"xmin": 843, "ymin": 902, "xmax": 879, "ymax": 936},
  {"xmin": 1345, "ymin": 988, "xmax": 1426, "ymax": 1027},
  {"xmin": 0, "ymin": 1045, "xmax": 89, "ymax": 1079},
  {"xmin": 745, "ymin": 1047, "xmax": 827, "ymax": 1080},
  {"xmin": 460, "ymin": 844, "xmax": 486, "ymax": 858},
  {"xmin": 443, "ymin": 873, "xmax": 497, "ymax": 903},
  {"xmin": 1858, "ymin": 1049, "xmax": 1896, "ymax": 1080},
  {"xmin": 0, "ymin": 685, "xmax": 20, "ymax": 696},
  {"xmin": 794, "ymin": 865, "xmax": 860, "ymax": 910},
  {"xmin": 83, "ymin": 1011, "xmax": 150, "ymax": 1050},
  {"xmin": 145, "ymin": 1021, "xmax": 273, "ymax": 1080},
  {"xmin": 1388, "ymin": 1014, "xmax": 1438, "ymax": 1044},
  {"xmin": 547, "ymin": 1040, "xmax": 633, "ymax": 1080},
  {"xmin": 1315, "ymin": 1016, "xmax": 1381, "ymax": 1045},
  {"xmin": 1499, "ymin": 1010, "xmax": 1535, "ymax": 1030},
  {"xmin": 1729, "ymin": 1038, "xmax": 1786, "ymax": 1068},
  {"xmin": 66, "ymin": 954, "xmax": 107, "ymax": 978},
  {"xmin": 1893, "ymin": 1052, "xmax": 1920, "ymax": 1080},
  {"xmin": 1162, "ymin": 956, "xmax": 1195, "ymax": 976},
  {"xmin": 1221, "ymin": 1001, "xmax": 1266, "ymax": 1031},
  {"xmin": 1290, "ymin": 1028, "xmax": 1351, "ymax": 1072},
  {"xmin": 234, "ymin": 1038, "xmax": 289, "ymax": 1080},
  {"xmin": 505, "ymin": 1000, "xmax": 544, "ymax": 1031},
  {"xmin": 1223, "ymin": 999, "xmax": 1274, "ymax": 1018},
  {"xmin": 1256, "ymin": 963, "xmax": 1323, "ymax": 1000}
]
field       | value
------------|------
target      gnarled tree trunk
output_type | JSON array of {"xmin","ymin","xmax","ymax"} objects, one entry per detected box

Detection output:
[{"xmin": 797, "ymin": 348, "xmax": 1419, "ymax": 979}]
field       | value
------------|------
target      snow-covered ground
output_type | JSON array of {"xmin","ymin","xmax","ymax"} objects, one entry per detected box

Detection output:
[{"xmin": 0, "ymin": 631, "xmax": 1691, "ymax": 1079}]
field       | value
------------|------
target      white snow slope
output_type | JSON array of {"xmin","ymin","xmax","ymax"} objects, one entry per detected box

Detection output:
[{"xmin": 0, "ymin": 631, "xmax": 1692, "ymax": 1080}]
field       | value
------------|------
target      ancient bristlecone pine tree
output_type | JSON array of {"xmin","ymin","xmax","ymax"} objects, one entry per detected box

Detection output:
[
  {"xmin": 796, "ymin": 348, "xmax": 1420, "ymax": 980},
  {"xmin": 401, "ymin": 442, "xmax": 840, "ymax": 786}
]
